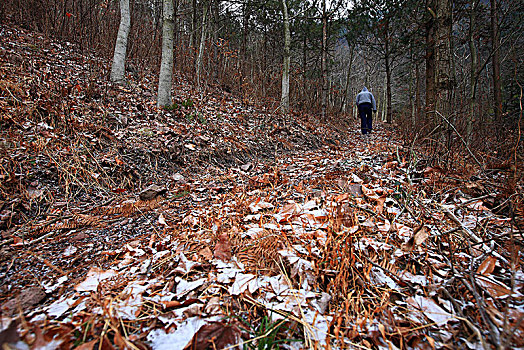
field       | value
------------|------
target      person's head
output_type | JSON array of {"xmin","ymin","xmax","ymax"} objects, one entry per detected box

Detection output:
[{"xmin": 362, "ymin": 86, "xmax": 368, "ymax": 92}]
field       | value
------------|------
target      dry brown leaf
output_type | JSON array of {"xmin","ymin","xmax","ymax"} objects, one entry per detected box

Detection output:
[
  {"xmin": 402, "ymin": 226, "xmax": 429, "ymax": 251},
  {"xmin": 378, "ymin": 323, "xmax": 386, "ymax": 339},
  {"xmin": 0, "ymin": 320, "xmax": 19, "ymax": 346},
  {"xmin": 477, "ymin": 256, "xmax": 496, "ymax": 275},
  {"xmin": 160, "ymin": 300, "xmax": 181, "ymax": 309},
  {"xmin": 375, "ymin": 196, "xmax": 386, "ymax": 214},
  {"xmin": 476, "ymin": 275, "xmax": 512, "ymax": 298},
  {"xmin": 184, "ymin": 321, "xmax": 241, "ymax": 350},
  {"xmin": 214, "ymin": 233, "xmax": 231, "ymax": 262},
  {"xmin": 199, "ymin": 247, "xmax": 213, "ymax": 260},
  {"xmin": 75, "ymin": 340, "xmax": 98, "ymax": 350},
  {"xmin": 414, "ymin": 226, "xmax": 429, "ymax": 245},
  {"xmin": 334, "ymin": 193, "xmax": 349, "ymax": 202},
  {"xmin": 1, "ymin": 287, "xmax": 46, "ymax": 316}
]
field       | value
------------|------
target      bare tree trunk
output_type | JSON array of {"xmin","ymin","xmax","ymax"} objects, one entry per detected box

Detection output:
[
  {"xmin": 382, "ymin": 80, "xmax": 387, "ymax": 122},
  {"xmin": 302, "ymin": 27, "xmax": 307, "ymax": 78},
  {"xmin": 435, "ymin": 0, "xmax": 454, "ymax": 117},
  {"xmin": 157, "ymin": 0, "xmax": 174, "ymax": 107},
  {"xmin": 280, "ymin": 0, "xmax": 290, "ymax": 113},
  {"xmin": 384, "ymin": 18, "xmax": 392, "ymax": 124},
  {"xmin": 410, "ymin": 49, "xmax": 415, "ymax": 125},
  {"xmin": 321, "ymin": 0, "xmax": 328, "ymax": 119},
  {"xmin": 212, "ymin": 0, "xmax": 219, "ymax": 83},
  {"xmin": 340, "ymin": 45, "xmax": 354, "ymax": 113},
  {"xmin": 196, "ymin": 0, "xmax": 208, "ymax": 90},
  {"xmin": 110, "ymin": 0, "xmax": 130, "ymax": 84},
  {"xmin": 490, "ymin": 0, "xmax": 502, "ymax": 126},
  {"xmin": 190, "ymin": 0, "xmax": 197, "ymax": 48},
  {"xmin": 468, "ymin": 0, "xmax": 478, "ymax": 141},
  {"xmin": 425, "ymin": 0, "xmax": 436, "ymax": 123},
  {"xmin": 415, "ymin": 60, "xmax": 421, "ymax": 125}
]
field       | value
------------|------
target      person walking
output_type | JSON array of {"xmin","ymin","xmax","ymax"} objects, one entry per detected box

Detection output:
[{"xmin": 355, "ymin": 87, "xmax": 377, "ymax": 135}]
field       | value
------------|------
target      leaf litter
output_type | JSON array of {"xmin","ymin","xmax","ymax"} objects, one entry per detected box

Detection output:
[{"xmin": 1, "ymin": 24, "xmax": 523, "ymax": 349}]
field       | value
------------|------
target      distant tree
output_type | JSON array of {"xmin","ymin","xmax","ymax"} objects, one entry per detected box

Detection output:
[
  {"xmin": 110, "ymin": 0, "xmax": 131, "ymax": 84},
  {"xmin": 280, "ymin": 0, "xmax": 291, "ymax": 113},
  {"xmin": 158, "ymin": 0, "xmax": 174, "ymax": 107},
  {"xmin": 352, "ymin": 0, "xmax": 409, "ymax": 123},
  {"xmin": 490, "ymin": 0, "xmax": 502, "ymax": 126},
  {"xmin": 434, "ymin": 0, "xmax": 454, "ymax": 118},
  {"xmin": 467, "ymin": 0, "xmax": 479, "ymax": 140},
  {"xmin": 317, "ymin": 0, "xmax": 344, "ymax": 119},
  {"xmin": 196, "ymin": 0, "xmax": 209, "ymax": 90}
]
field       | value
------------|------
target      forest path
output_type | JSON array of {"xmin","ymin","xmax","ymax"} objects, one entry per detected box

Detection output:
[{"xmin": 0, "ymin": 23, "xmax": 521, "ymax": 349}]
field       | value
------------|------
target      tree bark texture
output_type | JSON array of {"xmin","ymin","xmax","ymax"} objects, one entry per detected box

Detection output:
[
  {"xmin": 196, "ymin": 0, "xmax": 208, "ymax": 90},
  {"xmin": 340, "ymin": 45, "xmax": 354, "ymax": 113},
  {"xmin": 468, "ymin": 0, "xmax": 478, "ymax": 140},
  {"xmin": 190, "ymin": 0, "xmax": 197, "ymax": 48},
  {"xmin": 321, "ymin": 1, "xmax": 328, "ymax": 119},
  {"xmin": 110, "ymin": 0, "xmax": 130, "ymax": 84},
  {"xmin": 415, "ymin": 60, "xmax": 421, "ymax": 124},
  {"xmin": 434, "ymin": 0, "xmax": 454, "ymax": 117},
  {"xmin": 384, "ymin": 18, "xmax": 392, "ymax": 124},
  {"xmin": 490, "ymin": 0, "xmax": 502, "ymax": 125},
  {"xmin": 157, "ymin": 0, "xmax": 174, "ymax": 107},
  {"xmin": 425, "ymin": 0, "xmax": 436, "ymax": 122},
  {"xmin": 280, "ymin": 0, "xmax": 291, "ymax": 114}
]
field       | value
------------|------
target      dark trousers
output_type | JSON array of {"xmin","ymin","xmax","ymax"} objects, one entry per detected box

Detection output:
[{"xmin": 357, "ymin": 103, "xmax": 373, "ymax": 134}]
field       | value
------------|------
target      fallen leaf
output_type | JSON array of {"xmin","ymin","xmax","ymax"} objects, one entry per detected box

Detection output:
[
  {"xmin": 139, "ymin": 184, "xmax": 167, "ymax": 200},
  {"xmin": 184, "ymin": 321, "xmax": 242, "ymax": 350},
  {"xmin": 378, "ymin": 323, "xmax": 386, "ymax": 339},
  {"xmin": 158, "ymin": 213, "xmax": 167, "ymax": 226},
  {"xmin": 476, "ymin": 275, "xmax": 512, "ymax": 298},
  {"xmin": 199, "ymin": 247, "xmax": 213, "ymax": 260},
  {"xmin": 406, "ymin": 295, "xmax": 453, "ymax": 325},
  {"xmin": 160, "ymin": 300, "xmax": 181, "ymax": 309},
  {"xmin": 76, "ymin": 339, "xmax": 98, "ymax": 350},
  {"xmin": 402, "ymin": 226, "xmax": 428, "ymax": 251},
  {"xmin": 414, "ymin": 226, "xmax": 429, "ymax": 245},
  {"xmin": 75, "ymin": 267, "xmax": 117, "ymax": 292},
  {"xmin": 0, "ymin": 319, "xmax": 19, "ymax": 346},
  {"xmin": 477, "ymin": 256, "xmax": 497, "ymax": 276},
  {"xmin": 0, "ymin": 287, "xmax": 46, "ymax": 316},
  {"xmin": 375, "ymin": 196, "xmax": 386, "ymax": 214},
  {"xmin": 214, "ymin": 233, "xmax": 231, "ymax": 262}
]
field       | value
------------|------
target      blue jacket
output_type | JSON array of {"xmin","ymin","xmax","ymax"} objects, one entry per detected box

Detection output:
[{"xmin": 356, "ymin": 87, "xmax": 377, "ymax": 111}]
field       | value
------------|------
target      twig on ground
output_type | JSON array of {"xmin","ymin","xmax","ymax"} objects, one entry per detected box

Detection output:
[{"xmin": 434, "ymin": 110, "xmax": 483, "ymax": 168}]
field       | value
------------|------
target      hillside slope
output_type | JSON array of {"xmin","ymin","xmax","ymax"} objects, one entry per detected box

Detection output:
[{"xmin": 1, "ymin": 24, "xmax": 523, "ymax": 349}]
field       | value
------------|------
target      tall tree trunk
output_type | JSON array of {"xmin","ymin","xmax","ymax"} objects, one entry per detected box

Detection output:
[
  {"xmin": 384, "ymin": 18, "xmax": 392, "ymax": 124},
  {"xmin": 415, "ymin": 60, "xmax": 421, "ymax": 125},
  {"xmin": 409, "ymin": 48, "xmax": 415, "ymax": 125},
  {"xmin": 340, "ymin": 45, "xmax": 354, "ymax": 113},
  {"xmin": 280, "ymin": 0, "xmax": 291, "ymax": 114},
  {"xmin": 157, "ymin": 0, "xmax": 174, "ymax": 107},
  {"xmin": 435, "ymin": 0, "xmax": 454, "ymax": 117},
  {"xmin": 110, "ymin": 0, "xmax": 130, "ymax": 84},
  {"xmin": 241, "ymin": 1, "xmax": 249, "ymax": 62},
  {"xmin": 490, "ymin": 0, "xmax": 502, "ymax": 125},
  {"xmin": 302, "ymin": 27, "xmax": 307, "ymax": 78},
  {"xmin": 196, "ymin": 0, "xmax": 208, "ymax": 90},
  {"xmin": 212, "ymin": 0, "xmax": 219, "ymax": 83},
  {"xmin": 467, "ymin": 0, "xmax": 478, "ymax": 141},
  {"xmin": 190, "ymin": 0, "xmax": 197, "ymax": 48},
  {"xmin": 425, "ymin": 0, "xmax": 436, "ymax": 123},
  {"xmin": 240, "ymin": 0, "xmax": 250, "ymax": 93},
  {"xmin": 321, "ymin": 1, "xmax": 328, "ymax": 119},
  {"xmin": 382, "ymin": 80, "xmax": 387, "ymax": 122}
]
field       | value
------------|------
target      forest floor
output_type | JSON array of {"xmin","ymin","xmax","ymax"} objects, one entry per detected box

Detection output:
[{"xmin": 1, "ymin": 24, "xmax": 524, "ymax": 350}]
